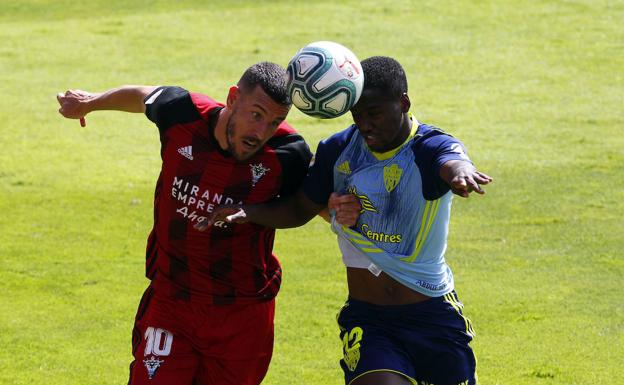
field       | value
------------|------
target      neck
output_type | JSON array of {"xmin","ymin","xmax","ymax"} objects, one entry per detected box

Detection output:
[
  {"xmin": 386, "ymin": 113, "xmax": 412, "ymax": 151},
  {"xmin": 398, "ymin": 112, "xmax": 413, "ymax": 142}
]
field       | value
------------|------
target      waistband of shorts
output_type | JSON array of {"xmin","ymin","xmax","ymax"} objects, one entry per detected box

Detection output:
[{"xmin": 344, "ymin": 293, "xmax": 452, "ymax": 314}]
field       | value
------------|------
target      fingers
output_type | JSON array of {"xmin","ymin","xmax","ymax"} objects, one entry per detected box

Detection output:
[
  {"xmin": 225, "ymin": 210, "xmax": 247, "ymax": 222},
  {"xmin": 57, "ymin": 90, "xmax": 87, "ymax": 123},
  {"xmin": 193, "ymin": 206, "xmax": 246, "ymax": 231},
  {"xmin": 334, "ymin": 210, "xmax": 359, "ymax": 227},
  {"xmin": 451, "ymin": 172, "xmax": 492, "ymax": 198},
  {"xmin": 194, "ymin": 217, "xmax": 211, "ymax": 231},
  {"xmin": 331, "ymin": 192, "xmax": 362, "ymax": 226},
  {"xmin": 467, "ymin": 178, "xmax": 484, "ymax": 194},
  {"xmin": 474, "ymin": 171, "xmax": 493, "ymax": 184}
]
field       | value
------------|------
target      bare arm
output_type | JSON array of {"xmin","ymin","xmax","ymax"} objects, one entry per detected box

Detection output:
[
  {"xmin": 439, "ymin": 160, "xmax": 492, "ymax": 198},
  {"xmin": 56, "ymin": 86, "xmax": 158, "ymax": 121},
  {"xmin": 194, "ymin": 190, "xmax": 361, "ymax": 230}
]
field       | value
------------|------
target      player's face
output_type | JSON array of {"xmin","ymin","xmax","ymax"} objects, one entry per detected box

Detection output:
[
  {"xmin": 350, "ymin": 88, "xmax": 410, "ymax": 153},
  {"xmin": 226, "ymin": 86, "xmax": 290, "ymax": 161}
]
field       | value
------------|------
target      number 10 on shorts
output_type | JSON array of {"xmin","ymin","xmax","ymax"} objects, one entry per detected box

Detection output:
[{"xmin": 144, "ymin": 327, "xmax": 173, "ymax": 356}]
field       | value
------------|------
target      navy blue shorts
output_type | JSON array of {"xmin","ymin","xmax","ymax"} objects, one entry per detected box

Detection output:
[{"xmin": 337, "ymin": 292, "xmax": 478, "ymax": 385}]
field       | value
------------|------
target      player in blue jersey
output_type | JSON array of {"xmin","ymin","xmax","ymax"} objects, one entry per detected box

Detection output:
[{"xmin": 198, "ymin": 56, "xmax": 492, "ymax": 385}]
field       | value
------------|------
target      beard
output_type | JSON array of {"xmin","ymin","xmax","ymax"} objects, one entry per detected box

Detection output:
[
  {"xmin": 225, "ymin": 113, "xmax": 236, "ymax": 154},
  {"xmin": 225, "ymin": 112, "xmax": 257, "ymax": 162}
]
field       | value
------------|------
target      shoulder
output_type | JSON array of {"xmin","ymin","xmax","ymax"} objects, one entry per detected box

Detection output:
[
  {"xmin": 145, "ymin": 86, "xmax": 224, "ymax": 129},
  {"xmin": 267, "ymin": 121, "xmax": 309, "ymax": 152},
  {"xmin": 316, "ymin": 124, "xmax": 359, "ymax": 159},
  {"xmin": 411, "ymin": 123, "xmax": 468, "ymax": 160},
  {"xmin": 189, "ymin": 92, "xmax": 224, "ymax": 119},
  {"xmin": 319, "ymin": 124, "xmax": 358, "ymax": 149},
  {"xmin": 413, "ymin": 123, "xmax": 456, "ymax": 146},
  {"xmin": 265, "ymin": 122, "xmax": 312, "ymax": 165}
]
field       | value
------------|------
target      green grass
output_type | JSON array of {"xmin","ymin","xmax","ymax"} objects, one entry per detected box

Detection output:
[{"xmin": 1, "ymin": 0, "xmax": 622, "ymax": 384}]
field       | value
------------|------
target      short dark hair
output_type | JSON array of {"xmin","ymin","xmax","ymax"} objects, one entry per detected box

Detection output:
[
  {"xmin": 360, "ymin": 56, "xmax": 408, "ymax": 98},
  {"xmin": 238, "ymin": 62, "xmax": 291, "ymax": 105}
]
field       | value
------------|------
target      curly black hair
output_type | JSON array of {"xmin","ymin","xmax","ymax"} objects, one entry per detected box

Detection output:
[
  {"xmin": 238, "ymin": 62, "xmax": 291, "ymax": 105},
  {"xmin": 361, "ymin": 56, "xmax": 408, "ymax": 98}
]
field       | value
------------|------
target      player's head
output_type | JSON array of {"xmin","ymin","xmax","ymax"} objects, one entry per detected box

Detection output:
[
  {"xmin": 351, "ymin": 56, "xmax": 411, "ymax": 153},
  {"xmin": 224, "ymin": 62, "xmax": 291, "ymax": 161}
]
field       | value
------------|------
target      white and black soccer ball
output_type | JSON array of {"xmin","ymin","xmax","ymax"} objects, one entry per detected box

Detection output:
[{"xmin": 287, "ymin": 41, "xmax": 364, "ymax": 119}]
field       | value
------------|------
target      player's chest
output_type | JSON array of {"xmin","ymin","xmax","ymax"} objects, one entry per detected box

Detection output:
[{"xmin": 161, "ymin": 133, "xmax": 281, "ymax": 204}]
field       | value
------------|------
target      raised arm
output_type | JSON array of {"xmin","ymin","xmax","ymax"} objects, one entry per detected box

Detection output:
[
  {"xmin": 56, "ymin": 86, "xmax": 158, "ymax": 121},
  {"xmin": 439, "ymin": 159, "xmax": 492, "ymax": 198}
]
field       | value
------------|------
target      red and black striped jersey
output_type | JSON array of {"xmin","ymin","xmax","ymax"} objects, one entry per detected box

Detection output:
[{"xmin": 143, "ymin": 86, "xmax": 312, "ymax": 305}]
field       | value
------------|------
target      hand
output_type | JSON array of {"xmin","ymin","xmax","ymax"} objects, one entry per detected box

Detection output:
[
  {"xmin": 449, "ymin": 169, "xmax": 492, "ymax": 198},
  {"xmin": 56, "ymin": 89, "xmax": 93, "ymax": 121},
  {"xmin": 194, "ymin": 205, "xmax": 248, "ymax": 231},
  {"xmin": 328, "ymin": 192, "xmax": 361, "ymax": 227}
]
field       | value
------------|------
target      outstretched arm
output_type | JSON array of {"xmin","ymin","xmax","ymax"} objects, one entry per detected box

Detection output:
[
  {"xmin": 194, "ymin": 190, "xmax": 361, "ymax": 230},
  {"xmin": 440, "ymin": 160, "xmax": 492, "ymax": 198},
  {"xmin": 56, "ymin": 86, "xmax": 158, "ymax": 122}
]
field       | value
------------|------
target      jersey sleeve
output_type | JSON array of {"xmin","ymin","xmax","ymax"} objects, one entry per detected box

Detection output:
[
  {"xmin": 302, "ymin": 128, "xmax": 354, "ymax": 204},
  {"xmin": 413, "ymin": 127, "xmax": 473, "ymax": 200},
  {"xmin": 144, "ymin": 86, "xmax": 202, "ymax": 133},
  {"xmin": 270, "ymin": 134, "xmax": 313, "ymax": 198}
]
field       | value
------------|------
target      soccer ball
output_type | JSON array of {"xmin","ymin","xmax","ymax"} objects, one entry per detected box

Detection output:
[{"xmin": 287, "ymin": 41, "xmax": 364, "ymax": 119}]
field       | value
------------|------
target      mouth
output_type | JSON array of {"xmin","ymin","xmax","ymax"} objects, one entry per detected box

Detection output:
[
  {"xmin": 241, "ymin": 138, "xmax": 260, "ymax": 152},
  {"xmin": 363, "ymin": 135, "xmax": 378, "ymax": 147}
]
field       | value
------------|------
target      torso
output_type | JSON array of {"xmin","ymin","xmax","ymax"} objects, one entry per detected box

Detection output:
[{"xmin": 346, "ymin": 267, "xmax": 431, "ymax": 305}]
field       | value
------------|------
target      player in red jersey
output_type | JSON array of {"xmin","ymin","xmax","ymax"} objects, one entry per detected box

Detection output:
[{"xmin": 57, "ymin": 62, "xmax": 360, "ymax": 385}]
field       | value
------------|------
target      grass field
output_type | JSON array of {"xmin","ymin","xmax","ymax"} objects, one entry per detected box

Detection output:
[{"xmin": 1, "ymin": 0, "xmax": 622, "ymax": 384}]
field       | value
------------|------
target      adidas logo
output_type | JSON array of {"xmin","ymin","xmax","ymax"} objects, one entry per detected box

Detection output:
[
  {"xmin": 336, "ymin": 160, "xmax": 351, "ymax": 174},
  {"xmin": 177, "ymin": 145, "xmax": 193, "ymax": 160}
]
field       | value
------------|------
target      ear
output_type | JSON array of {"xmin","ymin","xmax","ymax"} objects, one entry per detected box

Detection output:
[
  {"xmin": 226, "ymin": 86, "xmax": 240, "ymax": 107},
  {"xmin": 400, "ymin": 93, "xmax": 411, "ymax": 113}
]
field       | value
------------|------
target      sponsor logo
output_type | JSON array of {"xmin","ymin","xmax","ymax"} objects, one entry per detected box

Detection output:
[
  {"xmin": 336, "ymin": 160, "xmax": 351, "ymax": 174},
  {"xmin": 347, "ymin": 186, "xmax": 377, "ymax": 213},
  {"xmin": 170, "ymin": 176, "xmax": 242, "ymax": 225},
  {"xmin": 360, "ymin": 223, "xmax": 402, "ymax": 243},
  {"xmin": 177, "ymin": 145, "xmax": 193, "ymax": 160}
]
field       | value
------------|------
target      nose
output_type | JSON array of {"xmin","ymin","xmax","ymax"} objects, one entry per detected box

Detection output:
[{"xmin": 247, "ymin": 121, "xmax": 271, "ymax": 142}]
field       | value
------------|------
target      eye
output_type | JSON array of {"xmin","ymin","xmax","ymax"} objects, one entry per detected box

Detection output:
[
  {"xmin": 251, "ymin": 111, "xmax": 262, "ymax": 120},
  {"xmin": 368, "ymin": 109, "xmax": 381, "ymax": 117}
]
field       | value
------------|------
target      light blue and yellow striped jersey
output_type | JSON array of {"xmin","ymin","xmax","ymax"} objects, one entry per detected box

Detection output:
[{"xmin": 303, "ymin": 119, "xmax": 472, "ymax": 296}]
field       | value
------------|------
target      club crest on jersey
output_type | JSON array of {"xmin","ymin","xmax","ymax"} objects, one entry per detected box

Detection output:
[
  {"xmin": 250, "ymin": 163, "xmax": 270, "ymax": 186},
  {"xmin": 383, "ymin": 163, "xmax": 403, "ymax": 192},
  {"xmin": 143, "ymin": 356, "xmax": 164, "ymax": 379}
]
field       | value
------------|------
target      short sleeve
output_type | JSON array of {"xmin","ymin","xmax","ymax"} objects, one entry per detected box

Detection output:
[
  {"xmin": 413, "ymin": 125, "xmax": 473, "ymax": 200},
  {"xmin": 302, "ymin": 127, "xmax": 356, "ymax": 204},
  {"xmin": 144, "ymin": 86, "xmax": 201, "ymax": 132},
  {"xmin": 269, "ymin": 134, "xmax": 313, "ymax": 198}
]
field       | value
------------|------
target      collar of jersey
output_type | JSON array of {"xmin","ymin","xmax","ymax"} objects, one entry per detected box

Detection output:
[{"xmin": 369, "ymin": 113, "xmax": 419, "ymax": 161}]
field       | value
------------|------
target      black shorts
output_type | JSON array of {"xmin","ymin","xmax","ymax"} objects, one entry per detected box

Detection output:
[{"xmin": 337, "ymin": 291, "xmax": 478, "ymax": 385}]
